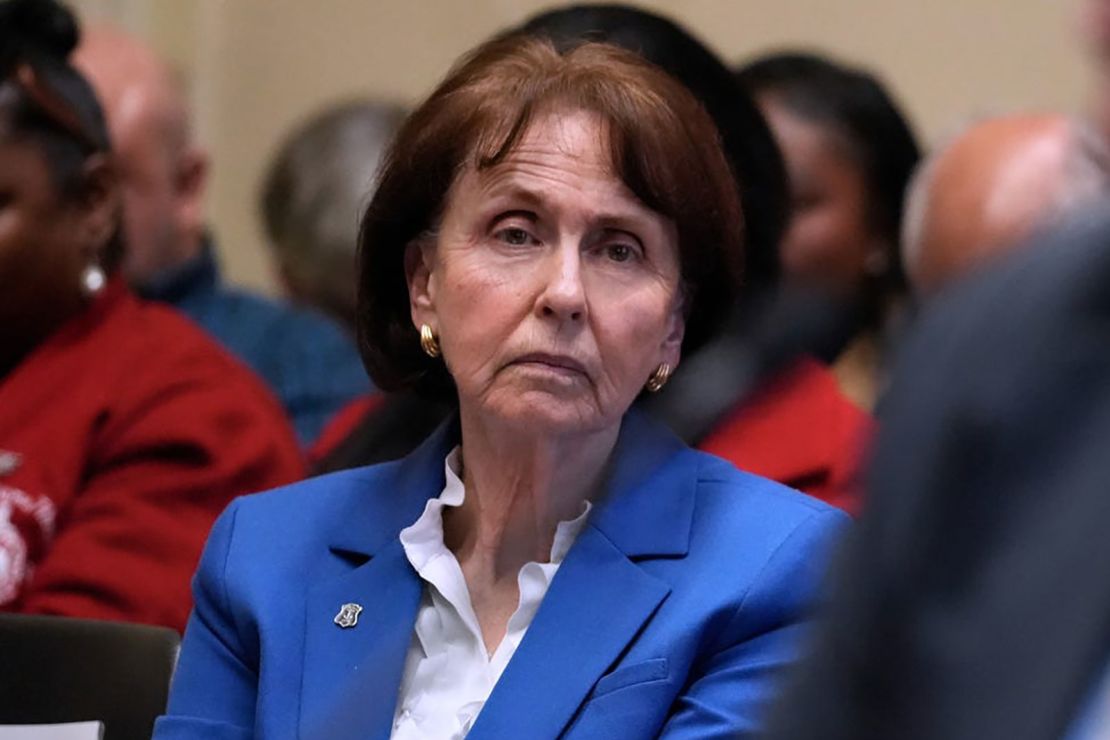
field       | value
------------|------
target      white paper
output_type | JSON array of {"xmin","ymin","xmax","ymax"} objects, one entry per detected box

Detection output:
[{"xmin": 0, "ymin": 722, "xmax": 104, "ymax": 740}]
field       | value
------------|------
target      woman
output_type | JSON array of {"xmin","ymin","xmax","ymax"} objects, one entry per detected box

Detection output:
[
  {"xmin": 0, "ymin": 0, "xmax": 303, "ymax": 631},
  {"xmin": 736, "ymin": 52, "xmax": 921, "ymax": 411},
  {"xmin": 157, "ymin": 34, "xmax": 848, "ymax": 739},
  {"xmin": 315, "ymin": 6, "xmax": 873, "ymax": 514}
]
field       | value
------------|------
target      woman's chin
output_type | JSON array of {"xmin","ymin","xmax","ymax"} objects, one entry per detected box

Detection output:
[{"xmin": 470, "ymin": 390, "xmax": 615, "ymax": 438}]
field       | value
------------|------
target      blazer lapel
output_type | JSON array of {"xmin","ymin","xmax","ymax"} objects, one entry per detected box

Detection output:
[
  {"xmin": 300, "ymin": 540, "xmax": 422, "ymax": 740},
  {"xmin": 469, "ymin": 412, "xmax": 697, "ymax": 739},
  {"xmin": 467, "ymin": 526, "xmax": 671, "ymax": 740},
  {"xmin": 299, "ymin": 418, "xmax": 460, "ymax": 740}
]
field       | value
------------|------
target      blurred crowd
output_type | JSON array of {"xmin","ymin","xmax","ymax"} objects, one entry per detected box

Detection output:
[{"xmin": 4, "ymin": 0, "xmax": 1110, "ymax": 737}]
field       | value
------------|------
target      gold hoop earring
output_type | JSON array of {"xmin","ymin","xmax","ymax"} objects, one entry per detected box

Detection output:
[
  {"xmin": 419, "ymin": 324, "xmax": 440, "ymax": 358},
  {"xmin": 645, "ymin": 363, "xmax": 672, "ymax": 393}
]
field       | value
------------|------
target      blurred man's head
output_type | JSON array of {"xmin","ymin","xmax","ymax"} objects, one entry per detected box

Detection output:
[
  {"xmin": 73, "ymin": 26, "xmax": 207, "ymax": 287},
  {"xmin": 261, "ymin": 101, "xmax": 404, "ymax": 331},
  {"xmin": 902, "ymin": 114, "xmax": 1110, "ymax": 296}
]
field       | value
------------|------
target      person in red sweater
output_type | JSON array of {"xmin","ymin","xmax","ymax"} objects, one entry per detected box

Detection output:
[{"xmin": 0, "ymin": 0, "xmax": 303, "ymax": 632}]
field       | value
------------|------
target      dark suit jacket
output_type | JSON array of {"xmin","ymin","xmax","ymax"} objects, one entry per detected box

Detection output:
[
  {"xmin": 155, "ymin": 411, "xmax": 846, "ymax": 739},
  {"xmin": 764, "ymin": 207, "xmax": 1110, "ymax": 740}
]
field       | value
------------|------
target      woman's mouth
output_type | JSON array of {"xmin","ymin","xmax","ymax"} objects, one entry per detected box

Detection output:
[{"xmin": 510, "ymin": 352, "xmax": 589, "ymax": 378}]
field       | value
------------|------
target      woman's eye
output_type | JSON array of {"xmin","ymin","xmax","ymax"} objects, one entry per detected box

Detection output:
[
  {"xmin": 605, "ymin": 243, "xmax": 635, "ymax": 262},
  {"xmin": 496, "ymin": 227, "xmax": 533, "ymax": 246}
]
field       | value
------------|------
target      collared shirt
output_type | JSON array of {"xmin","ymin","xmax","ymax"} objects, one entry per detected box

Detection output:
[
  {"xmin": 140, "ymin": 238, "xmax": 368, "ymax": 446},
  {"xmin": 393, "ymin": 448, "xmax": 591, "ymax": 739}
]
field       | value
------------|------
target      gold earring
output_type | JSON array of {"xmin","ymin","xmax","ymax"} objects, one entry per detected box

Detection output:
[
  {"xmin": 419, "ymin": 324, "xmax": 440, "ymax": 358},
  {"xmin": 645, "ymin": 363, "xmax": 672, "ymax": 392}
]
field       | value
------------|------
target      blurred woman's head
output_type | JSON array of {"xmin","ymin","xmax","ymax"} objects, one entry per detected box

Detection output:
[
  {"xmin": 736, "ymin": 51, "xmax": 919, "ymax": 319},
  {"xmin": 0, "ymin": 0, "xmax": 120, "ymax": 364},
  {"xmin": 358, "ymin": 34, "xmax": 744, "ymax": 432}
]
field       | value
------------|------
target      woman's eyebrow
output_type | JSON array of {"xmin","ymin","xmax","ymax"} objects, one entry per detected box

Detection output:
[
  {"xmin": 480, "ymin": 180, "xmax": 546, "ymax": 207},
  {"xmin": 480, "ymin": 175, "xmax": 663, "ymax": 227}
]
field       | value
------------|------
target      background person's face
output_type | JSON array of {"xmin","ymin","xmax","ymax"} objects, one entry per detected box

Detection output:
[
  {"xmin": 760, "ymin": 97, "xmax": 882, "ymax": 298},
  {"xmin": 0, "ymin": 138, "xmax": 89, "ymax": 331},
  {"xmin": 111, "ymin": 111, "xmax": 187, "ymax": 286},
  {"xmin": 1082, "ymin": 0, "xmax": 1110, "ymax": 68},
  {"xmin": 407, "ymin": 110, "xmax": 686, "ymax": 436}
]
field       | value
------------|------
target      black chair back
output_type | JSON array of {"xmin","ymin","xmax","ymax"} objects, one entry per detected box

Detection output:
[{"xmin": 0, "ymin": 615, "xmax": 179, "ymax": 740}]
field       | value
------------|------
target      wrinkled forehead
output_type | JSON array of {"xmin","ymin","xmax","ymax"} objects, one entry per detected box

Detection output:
[
  {"xmin": 446, "ymin": 108, "xmax": 658, "ymax": 218},
  {"xmin": 472, "ymin": 106, "xmax": 617, "ymax": 179}
]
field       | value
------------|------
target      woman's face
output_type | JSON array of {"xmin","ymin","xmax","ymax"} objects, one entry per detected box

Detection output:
[
  {"xmin": 759, "ymin": 96, "xmax": 884, "ymax": 297},
  {"xmin": 0, "ymin": 138, "xmax": 90, "ymax": 331},
  {"xmin": 407, "ymin": 109, "xmax": 685, "ymax": 436}
]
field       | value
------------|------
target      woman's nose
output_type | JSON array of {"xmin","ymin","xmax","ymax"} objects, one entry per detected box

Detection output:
[{"xmin": 537, "ymin": 244, "xmax": 586, "ymax": 323}]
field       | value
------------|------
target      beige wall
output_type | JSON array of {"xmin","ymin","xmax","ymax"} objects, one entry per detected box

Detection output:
[{"xmin": 72, "ymin": 0, "xmax": 1090, "ymax": 294}]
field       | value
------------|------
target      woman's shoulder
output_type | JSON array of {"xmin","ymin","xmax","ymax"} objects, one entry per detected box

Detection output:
[
  {"xmin": 683, "ymin": 448, "xmax": 850, "ymax": 576},
  {"xmin": 227, "ymin": 461, "xmax": 408, "ymax": 543},
  {"xmin": 691, "ymin": 447, "xmax": 846, "ymax": 522},
  {"xmin": 611, "ymin": 409, "xmax": 848, "ymax": 551}
]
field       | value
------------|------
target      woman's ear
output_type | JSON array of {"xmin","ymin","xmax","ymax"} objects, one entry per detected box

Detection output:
[
  {"xmin": 404, "ymin": 238, "xmax": 436, "ymax": 330},
  {"xmin": 75, "ymin": 153, "xmax": 119, "ymax": 262},
  {"xmin": 660, "ymin": 291, "xmax": 687, "ymax": 370},
  {"xmin": 173, "ymin": 146, "xmax": 209, "ymax": 246}
]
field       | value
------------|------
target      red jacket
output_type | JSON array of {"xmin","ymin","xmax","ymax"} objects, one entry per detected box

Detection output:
[
  {"xmin": 313, "ymin": 357, "xmax": 870, "ymax": 514},
  {"xmin": 0, "ymin": 280, "xmax": 304, "ymax": 632}
]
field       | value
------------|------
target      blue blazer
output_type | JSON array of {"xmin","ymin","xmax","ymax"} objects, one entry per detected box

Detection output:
[{"xmin": 154, "ymin": 411, "xmax": 848, "ymax": 739}]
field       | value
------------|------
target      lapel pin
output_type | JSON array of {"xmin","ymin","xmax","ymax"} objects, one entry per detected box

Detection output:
[
  {"xmin": 333, "ymin": 602, "xmax": 363, "ymax": 629},
  {"xmin": 0, "ymin": 451, "xmax": 21, "ymax": 477}
]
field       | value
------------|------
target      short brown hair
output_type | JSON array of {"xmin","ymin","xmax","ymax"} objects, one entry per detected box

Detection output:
[{"xmin": 358, "ymin": 33, "xmax": 744, "ymax": 398}]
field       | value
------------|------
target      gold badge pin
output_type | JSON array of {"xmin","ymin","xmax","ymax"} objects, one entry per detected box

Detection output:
[{"xmin": 333, "ymin": 602, "xmax": 363, "ymax": 629}]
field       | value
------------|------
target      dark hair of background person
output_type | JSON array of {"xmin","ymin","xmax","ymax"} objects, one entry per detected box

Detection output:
[
  {"xmin": 519, "ymin": 4, "xmax": 789, "ymax": 293},
  {"xmin": 357, "ymin": 33, "xmax": 745, "ymax": 401},
  {"xmin": 0, "ymin": 0, "xmax": 123, "ymax": 270},
  {"xmin": 261, "ymin": 100, "xmax": 406, "ymax": 331},
  {"xmin": 736, "ymin": 51, "xmax": 921, "ymax": 325}
]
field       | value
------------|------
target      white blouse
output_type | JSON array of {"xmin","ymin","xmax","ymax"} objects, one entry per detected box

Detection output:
[{"xmin": 392, "ymin": 447, "xmax": 592, "ymax": 739}]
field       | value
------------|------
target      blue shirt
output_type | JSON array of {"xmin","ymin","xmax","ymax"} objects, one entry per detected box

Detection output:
[{"xmin": 141, "ymin": 240, "xmax": 369, "ymax": 447}]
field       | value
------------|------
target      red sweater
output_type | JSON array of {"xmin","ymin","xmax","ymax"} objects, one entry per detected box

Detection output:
[{"xmin": 0, "ymin": 280, "xmax": 304, "ymax": 632}]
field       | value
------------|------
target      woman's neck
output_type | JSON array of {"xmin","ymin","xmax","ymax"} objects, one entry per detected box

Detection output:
[{"xmin": 443, "ymin": 410, "xmax": 618, "ymax": 583}]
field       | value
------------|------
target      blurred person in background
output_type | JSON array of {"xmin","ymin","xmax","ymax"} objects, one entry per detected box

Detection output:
[
  {"xmin": 763, "ymin": 204, "xmax": 1110, "ymax": 740},
  {"xmin": 73, "ymin": 27, "xmax": 368, "ymax": 447},
  {"xmin": 261, "ymin": 99, "xmax": 406, "ymax": 334},
  {"xmin": 315, "ymin": 4, "xmax": 873, "ymax": 514},
  {"xmin": 1082, "ymin": 0, "xmax": 1110, "ymax": 142},
  {"xmin": 0, "ymin": 0, "xmax": 303, "ymax": 632},
  {"xmin": 736, "ymin": 51, "xmax": 921, "ymax": 411},
  {"xmin": 901, "ymin": 113, "xmax": 1110, "ymax": 297},
  {"xmin": 156, "ymin": 33, "xmax": 848, "ymax": 739},
  {"xmin": 762, "ymin": 6, "xmax": 1110, "ymax": 736}
]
